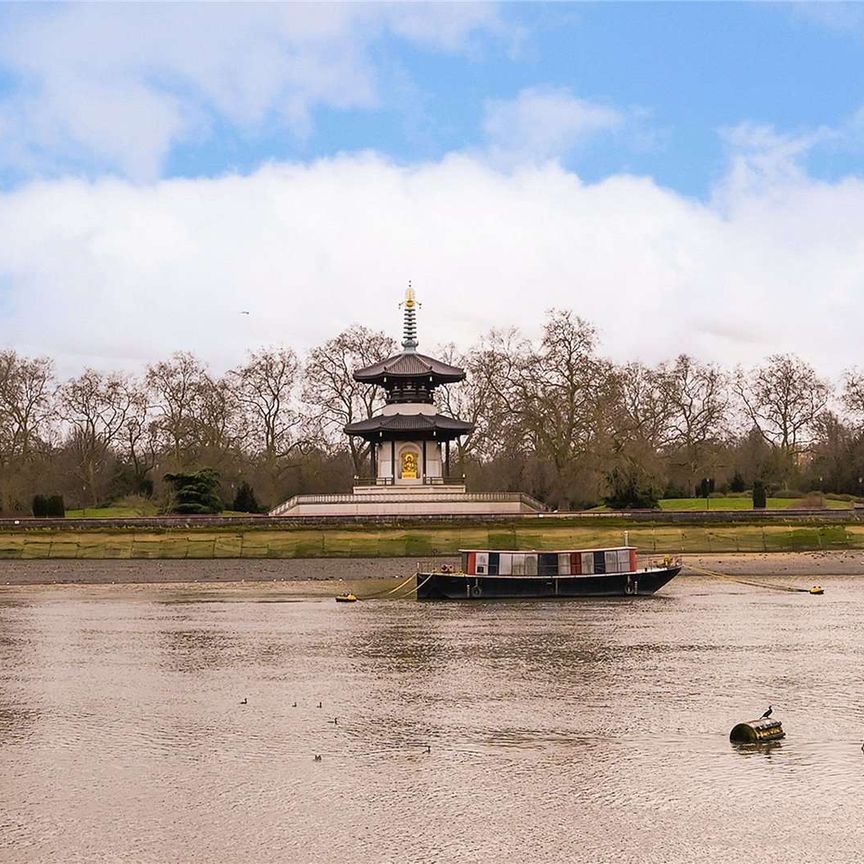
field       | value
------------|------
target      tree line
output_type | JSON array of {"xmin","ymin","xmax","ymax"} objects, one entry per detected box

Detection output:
[{"xmin": 2, "ymin": 309, "xmax": 863, "ymax": 514}]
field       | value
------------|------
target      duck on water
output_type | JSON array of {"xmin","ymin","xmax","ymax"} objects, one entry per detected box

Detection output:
[{"xmin": 416, "ymin": 547, "xmax": 681, "ymax": 601}]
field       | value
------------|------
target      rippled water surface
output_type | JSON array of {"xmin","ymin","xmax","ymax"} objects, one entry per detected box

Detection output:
[{"xmin": 3, "ymin": 574, "xmax": 864, "ymax": 863}]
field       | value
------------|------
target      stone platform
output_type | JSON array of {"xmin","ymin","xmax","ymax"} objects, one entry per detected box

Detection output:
[{"xmin": 269, "ymin": 487, "xmax": 545, "ymax": 516}]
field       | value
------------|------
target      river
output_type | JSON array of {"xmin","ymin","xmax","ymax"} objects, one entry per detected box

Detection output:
[{"xmin": 2, "ymin": 572, "xmax": 863, "ymax": 863}]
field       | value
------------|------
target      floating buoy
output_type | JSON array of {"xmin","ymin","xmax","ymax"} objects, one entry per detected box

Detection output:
[
  {"xmin": 730, "ymin": 716, "xmax": 785, "ymax": 743},
  {"xmin": 335, "ymin": 593, "xmax": 358, "ymax": 603},
  {"xmin": 809, "ymin": 586, "xmax": 824, "ymax": 595}
]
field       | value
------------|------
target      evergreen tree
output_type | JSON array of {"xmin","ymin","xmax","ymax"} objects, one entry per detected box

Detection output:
[
  {"xmin": 232, "ymin": 481, "xmax": 260, "ymax": 513},
  {"xmin": 47, "ymin": 495, "xmax": 65, "ymax": 517},
  {"xmin": 164, "ymin": 468, "xmax": 224, "ymax": 514},
  {"xmin": 752, "ymin": 479, "xmax": 767, "ymax": 509}
]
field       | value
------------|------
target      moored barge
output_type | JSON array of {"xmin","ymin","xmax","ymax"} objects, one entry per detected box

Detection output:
[{"xmin": 417, "ymin": 547, "xmax": 680, "ymax": 600}]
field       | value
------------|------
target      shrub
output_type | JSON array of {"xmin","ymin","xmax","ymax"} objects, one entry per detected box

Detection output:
[
  {"xmin": 232, "ymin": 481, "xmax": 261, "ymax": 513},
  {"xmin": 752, "ymin": 480, "xmax": 767, "ymax": 509},
  {"xmin": 32, "ymin": 494, "xmax": 65, "ymax": 518},
  {"xmin": 662, "ymin": 482, "xmax": 689, "ymax": 499},
  {"xmin": 773, "ymin": 489, "xmax": 804, "ymax": 499},
  {"xmin": 729, "ymin": 472, "xmax": 747, "ymax": 493},
  {"xmin": 797, "ymin": 493, "xmax": 825, "ymax": 509},
  {"xmin": 604, "ymin": 466, "xmax": 660, "ymax": 510}
]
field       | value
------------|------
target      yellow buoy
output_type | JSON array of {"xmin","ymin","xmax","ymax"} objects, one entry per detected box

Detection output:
[{"xmin": 809, "ymin": 585, "xmax": 824, "ymax": 595}]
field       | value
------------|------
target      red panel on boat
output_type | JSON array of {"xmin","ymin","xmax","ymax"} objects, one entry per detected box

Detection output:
[
  {"xmin": 571, "ymin": 552, "xmax": 581, "ymax": 575},
  {"xmin": 629, "ymin": 549, "xmax": 637, "ymax": 571},
  {"xmin": 468, "ymin": 552, "xmax": 476, "ymax": 575}
]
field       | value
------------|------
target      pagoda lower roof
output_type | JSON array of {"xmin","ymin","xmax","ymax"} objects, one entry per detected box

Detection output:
[
  {"xmin": 353, "ymin": 351, "xmax": 465, "ymax": 383},
  {"xmin": 344, "ymin": 412, "xmax": 474, "ymax": 441}
]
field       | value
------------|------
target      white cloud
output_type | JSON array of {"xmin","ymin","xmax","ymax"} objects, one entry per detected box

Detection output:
[
  {"xmin": 0, "ymin": 3, "xmax": 501, "ymax": 180},
  {"xmin": 481, "ymin": 86, "xmax": 628, "ymax": 165},
  {"xmin": 2, "ymin": 152, "xmax": 864, "ymax": 380}
]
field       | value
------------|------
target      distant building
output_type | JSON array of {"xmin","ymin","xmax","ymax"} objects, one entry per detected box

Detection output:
[{"xmin": 270, "ymin": 288, "xmax": 543, "ymax": 516}]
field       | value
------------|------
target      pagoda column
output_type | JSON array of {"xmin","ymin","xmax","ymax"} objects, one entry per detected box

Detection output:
[
  {"xmin": 445, "ymin": 440, "xmax": 450, "ymax": 479},
  {"xmin": 391, "ymin": 440, "xmax": 396, "ymax": 484}
]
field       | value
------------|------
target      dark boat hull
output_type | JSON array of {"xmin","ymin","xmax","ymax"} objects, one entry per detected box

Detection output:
[{"xmin": 416, "ymin": 567, "xmax": 681, "ymax": 600}]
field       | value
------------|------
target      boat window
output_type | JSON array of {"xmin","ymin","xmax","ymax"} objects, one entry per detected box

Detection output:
[
  {"xmin": 581, "ymin": 552, "xmax": 594, "ymax": 574},
  {"xmin": 475, "ymin": 552, "xmax": 488, "ymax": 575},
  {"xmin": 524, "ymin": 554, "xmax": 538, "ymax": 576},
  {"xmin": 539, "ymin": 553, "xmax": 558, "ymax": 576},
  {"xmin": 558, "ymin": 553, "xmax": 571, "ymax": 576},
  {"xmin": 512, "ymin": 554, "xmax": 525, "ymax": 575},
  {"xmin": 593, "ymin": 551, "xmax": 606, "ymax": 574},
  {"xmin": 488, "ymin": 552, "xmax": 500, "ymax": 576},
  {"xmin": 499, "ymin": 553, "xmax": 513, "ymax": 575}
]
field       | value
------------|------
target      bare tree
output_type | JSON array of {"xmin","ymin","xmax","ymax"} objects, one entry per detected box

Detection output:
[
  {"xmin": 615, "ymin": 361, "xmax": 674, "ymax": 451},
  {"xmin": 303, "ymin": 326, "xmax": 396, "ymax": 474},
  {"xmin": 60, "ymin": 370, "xmax": 136, "ymax": 505},
  {"xmin": 146, "ymin": 352, "xmax": 209, "ymax": 469},
  {"xmin": 0, "ymin": 351, "xmax": 55, "ymax": 459},
  {"xmin": 118, "ymin": 383, "xmax": 159, "ymax": 494},
  {"xmin": 842, "ymin": 368, "xmax": 864, "ymax": 424},
  {"xmin": 233, "ymin": 347, "xmax": 305, "ymax": 465},
  {"xmin": 735, "ymin": 353, "xmax": 831, "ymax": 456},
  {"xmin": 660, "ymin": 354, "xmax": 729, "ymax": 488},
  {"xmin": 195, "ymin": 374, "xmax": 243, "ymax": 456},
  {"xmin": 485, "ymin": 310, "xmax": 618, "ymax": 507}
]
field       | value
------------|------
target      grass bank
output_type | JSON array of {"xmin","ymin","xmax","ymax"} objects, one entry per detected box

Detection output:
[{"xmin": 2, "ymin": 520, "xmax": 864, "ymax": 560}]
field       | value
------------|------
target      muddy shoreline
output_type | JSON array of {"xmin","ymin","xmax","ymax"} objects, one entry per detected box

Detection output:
[{"xmin": 1, "ymin": 551, "xmax": 863, "ymax": 587}]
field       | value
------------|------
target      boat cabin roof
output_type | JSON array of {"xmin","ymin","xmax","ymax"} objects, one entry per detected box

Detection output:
[{"xmin": 459, "ymin": 547, "xmax": 636, "ymax": 554}]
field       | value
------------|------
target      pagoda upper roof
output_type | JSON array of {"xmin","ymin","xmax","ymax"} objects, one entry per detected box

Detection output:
[
  {"xmin": 353, "ymin": 351, "xmax": 465, "ymax": 384},
  {"xmin": 344, "ymin": 411, "xmax": 473, "ymax": 441}
]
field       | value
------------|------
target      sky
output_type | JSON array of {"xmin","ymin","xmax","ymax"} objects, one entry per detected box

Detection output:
[{"xmin": 1, "ymin": 2, "xmax": 864, "ymax": 378}]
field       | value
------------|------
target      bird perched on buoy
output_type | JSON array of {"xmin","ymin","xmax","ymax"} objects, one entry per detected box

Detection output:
[
  {"xmin": 760, "ymin": 705, "xmax": 773, "ymax": 719},
  {"xmin": 240, "ymin": 697, "xmax": 248, "ymax": 705}
]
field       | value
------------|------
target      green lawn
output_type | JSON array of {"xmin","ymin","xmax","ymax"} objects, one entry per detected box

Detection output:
[
  {"xmin": 65, "ymin": 504, "xmax": 161, "ymax": 518},
  {"xmin": 64, "ymin": 506, "xmax": 254, "ymax": 518},
  {"xmin": 658, "ymin": 497, "xmax": 853, "ymax": 511}
]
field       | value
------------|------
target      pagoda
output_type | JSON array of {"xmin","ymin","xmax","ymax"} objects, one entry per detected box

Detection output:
[
  {"xmin": 270, "ymin": 288, "xmax": 543, "ymax": 516},
  {"xmin": 344, "ymin": 286, "xmax": 473, "ymax": 491}
]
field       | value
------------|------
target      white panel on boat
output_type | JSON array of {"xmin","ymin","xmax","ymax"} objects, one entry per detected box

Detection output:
[
  {"xmin": 475, "ymin": 552, "xmax": 488, "ymax": 574},
  {"xmin": 605, "ymin": 551, "xmax": 619, "ymax": 573},
  {"xmin": 499, "ymin": 553, "xmax": 513, "ymax": 575},
  {"xmin": 581, "ymin": 552, "xmax": 594, "ymax": 574},
  {"xmin": 511, "ymin": 554, "xmax": 525, "ymax": 575},
  {"xmin": 558, "ymin": 553, "xmax": 571, "ymax": 575},
  {"xmin": 524, "ymin": 554, "xmax": 538, "ymax": 575},
  {"xmin": 617, "ymin": 550, "xmax": 631, "ymax": 572}
]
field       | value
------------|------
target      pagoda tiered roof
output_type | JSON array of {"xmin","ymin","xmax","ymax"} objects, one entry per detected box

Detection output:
[
  {"xmin": 353, "ymin": 351, "xmax": 465, "ymax": 384},
  {"xmin": 344, "ymin": 411, "xmax": 473, "ymax": 441}
]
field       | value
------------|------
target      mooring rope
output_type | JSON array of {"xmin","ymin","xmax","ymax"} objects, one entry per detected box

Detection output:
[
  {"xmin": 685, "ymin": 563, "xmax": 812, "ymax": 593},
  {"xmin": 354, "ymin": 572, "xmax": 433, "ymax": 600}
]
